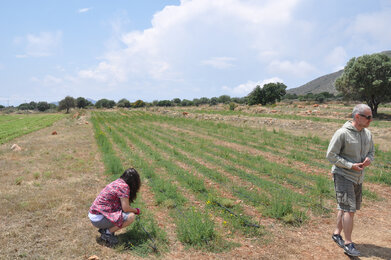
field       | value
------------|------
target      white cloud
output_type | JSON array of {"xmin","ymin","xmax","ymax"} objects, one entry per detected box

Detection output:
[
  {"xmin": 325, "ymin": 46, "xmax": 347, "ymax": 71},
  {"xmin": 349, "ymin": 8, "xmax": 391, "ymax": 46},
  {"xmin": 78, "ymin": 7, "xmax": 92, "ymax": 13},
  {"xmin": 268, "ymin": 59, "xmax": 316, "ymax": 78},
  {"xmin": 223, "ymin": 77, "xmax": 284, "ymax": 96},
  {"xmin": 43, "ymin": 75, "xmax": 63, "ymax": 86},
  {"xmin": 202, "ymin": 57, "xmax": 236, "ymax": 69},
  {"xmin": 30, "ymin": 75, "xmax": 63, "ymax": 86},
  {"xmin": 15, "ymin": 54, "xmax": 28, "ymax": 59},
  {"xmin": 77, "ymin": 0, "xmax": 304, "ymax": 86},
  {"xmin": 15, "ymin": 31, "xmax": 62, "ymax": 57}
]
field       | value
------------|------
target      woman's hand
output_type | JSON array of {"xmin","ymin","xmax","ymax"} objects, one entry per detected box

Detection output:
[
  {"xmin": 120, "ymin": 198, "xmax": 140, "ymax": 215},
  {"xmin": 120, "ymin": 197, "xmax": 132, "ymax": 212}
]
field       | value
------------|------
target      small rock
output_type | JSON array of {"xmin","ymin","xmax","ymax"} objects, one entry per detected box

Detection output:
[
  {"xmin": 52, "ymin": 131, "xmax": 57, "ymax": 135},
  {"xmin": 88, "ymin": 256, "xmax": 99, "ymax": 260},
  {"xmin": 11, "ymin": 144, "xmax": 21, "ymax": 151}
]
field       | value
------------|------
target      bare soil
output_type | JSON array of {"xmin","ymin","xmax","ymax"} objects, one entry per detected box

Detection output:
[{"xmin": 1, "ymin": 106, "xmax": 390, "ymax": 259}]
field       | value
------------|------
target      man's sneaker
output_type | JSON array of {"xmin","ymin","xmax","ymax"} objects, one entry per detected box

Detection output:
[
  {"xmin": 344, "ymin": 243, "xmax": 360, "ymax": 256},
  {"xmin": 332, "ymin": 234, "xmax": 344, "ymax": 248}
]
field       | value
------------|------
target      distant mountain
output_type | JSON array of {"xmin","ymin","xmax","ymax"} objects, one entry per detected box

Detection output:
[
  {"xmin": 287, "ymin": 50, "xmax": 391, "ymax": 95},
  {"xmin": 87, "ymin": 98, "xmax": 96, "ymax": 104}
]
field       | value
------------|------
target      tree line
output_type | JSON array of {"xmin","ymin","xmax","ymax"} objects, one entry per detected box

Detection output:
[{"xmin": 2, "ymin": 52, "xmax": 390, "ymax": 115}]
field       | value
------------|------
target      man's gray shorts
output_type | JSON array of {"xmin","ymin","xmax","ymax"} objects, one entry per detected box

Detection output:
[
  {"xmin": 91, "ymin": 212, "xmax": 131, "ymax": 229},
  {"xmin": 333, "ymin": 174, "xmax": 362, "ymax": 212}
]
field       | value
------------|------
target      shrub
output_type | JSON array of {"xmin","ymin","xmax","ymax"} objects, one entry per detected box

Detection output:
[
  {"xmin": 229, "ymin": 102, "xmax": 237, "ymax": 111},
  {"xmin": 133, "ymin": 100, "xmax": 146, "ymax": 108}
]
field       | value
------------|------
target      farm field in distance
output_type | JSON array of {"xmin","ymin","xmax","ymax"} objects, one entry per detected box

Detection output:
[
  {"xmin": 1, "ymin": 102, "xmax": 390, "ymax": 259},
  {"xmin": 0, "ymin": 113, "xmax": 66, "ymax": 145}
]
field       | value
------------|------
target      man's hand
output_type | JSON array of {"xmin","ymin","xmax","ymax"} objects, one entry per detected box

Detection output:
[
  {"xmin": 362, "ymin": 157, "xmax": 371, "ymax": 167},
  {"xmin": 351, "ymin": 163, "xmax": 364, "ymax": 171}
]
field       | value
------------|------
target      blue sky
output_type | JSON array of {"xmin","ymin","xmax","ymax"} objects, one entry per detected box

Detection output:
[{"xmin": 1, "ymin": 0, "xmax": 390, "ymax": 106}]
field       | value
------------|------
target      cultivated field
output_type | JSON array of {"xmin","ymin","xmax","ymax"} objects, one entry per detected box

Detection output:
[
  {"xmin": 1, "ymin": 103, "xmax": 390, "ymax": 259},
  {"xmin": 0, "ymin": 114, "xmax": 65, "ymax": 145}
]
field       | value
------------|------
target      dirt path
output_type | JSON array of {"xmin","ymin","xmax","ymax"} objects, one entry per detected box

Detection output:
[{"xmin": 0, "ymin": 111, "xmax": 390, "ymax": 259}]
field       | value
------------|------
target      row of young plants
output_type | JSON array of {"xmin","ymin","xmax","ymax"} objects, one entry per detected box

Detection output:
[
  {"xmin": 91, "ymin": 110, "xmax": 387, "ymax": 254},
  {"xmin": 145, "ymin": 110, "xmax": 391, "ymax": 186},
  {"xmin": 100, "ymin": 111, "xmax": 329, "ymax": 225},
  {"xmin": 140, "ymin": 111, "xmax": 330, "ymax": 170},
  {"xmin": 92, "ymin": 112, "xmax": 239, "ymax": 253},
  {"xmin": 121, "ymin": 110, "xmax": 383, "ymax": 199},
  {"xmin": 0, "ymin": 114, "xmax": 65, "ymax": 144},
  {"xmin": 90, "ymin": 115, "xmax": 169, "ymax": 256},
  {"xmin": 94, "ymin": 112, "xmax": 265, "ymax": 249},
  {"xmin": 121, "ymin": 112, "xmax": 335, "ymax": 216}
]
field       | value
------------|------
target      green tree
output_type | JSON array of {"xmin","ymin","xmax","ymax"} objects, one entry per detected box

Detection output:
[
  {"xmin": 59, "ymin": 96, "xmax": 76, "ymax": 113},
  {"xmin": 218, "ymin": 95, "xmax": 231, "ymax": 104},
  {"xmin": 209, "ymin": 97, "xmax": 218, "ymax": 106},
  {"xmin": 132, "ymin": 100, "xmax": 145, "ymax": 108},
  {"xmin": 199, "ymin": 97, "xmax": 210, "ymax": 105},
  {"xmin": 247, "ymin": 82, "xmax": 287, "ymax": 105},
  {"xmin": 76, "ymin": 97, "xmax": 92, "ymax": 108},
  {"xmin": 117, "ymin": 98, "xmax": 131, "ymax": 108},
  {"xmin": 157, "ymin": 100, "xmax": 173, "ymax": 107},
  {"xmin": 37, "ymin": 101, "xmax": 50, "ymax": 111},
  {"xmin": 247, "ymin": 85, "xmax": 264, "ymax": 105},
  {"xmin": 335, "ymin": 53, "xmax": 391, "ymax": 116},
  {"xmin": 95, "ymin": 99, "xmax": 115, "ymax": 108},
  {"xmin": 29, "ymin": 101, "xmax": 37, "ymax": 110},
  {"xmin": 172, "ymin": 98, "xmax": 181, "ymax": 106},
  {"xmin": 192, "ymin": 98, "xmax": 201, "ymax": 106},
  {"xmin": 314, "ymin": 93, "xmax": 326, "ymax": 103},
  {"xmin": 18, "ymin": 103, "xmax": 30, "ymax": 110},
  {"xmin": 231, "ymin": 97, "xmax": 246, "ymax": 104},
  {"xmin": 181, "ymin": 99, "xmax": 193, "ymax": 106},
  {"xmin": 262, "ymin": 82, "xmax": 287, "ymax": 104}
]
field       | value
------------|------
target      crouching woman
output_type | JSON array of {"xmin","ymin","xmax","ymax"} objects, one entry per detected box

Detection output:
[{"xmin": 88, "ymin": 168, "xmax": 141, "ymax": 245}]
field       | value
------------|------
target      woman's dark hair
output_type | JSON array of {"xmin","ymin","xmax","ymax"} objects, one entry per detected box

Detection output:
[{"xmin": 120, "ymin": 168, "xmax": 141, "ymax": 203}]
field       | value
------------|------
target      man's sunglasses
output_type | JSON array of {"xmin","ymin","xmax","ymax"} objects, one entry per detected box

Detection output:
[{"xmin": 359, "ymin": 114, "xmax": 372, "ymax": 120}]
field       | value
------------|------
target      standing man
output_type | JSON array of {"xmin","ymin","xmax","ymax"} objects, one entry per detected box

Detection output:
[{"xmin": 326, "ymin": 104, "xmax": 375, "ymax": 257}]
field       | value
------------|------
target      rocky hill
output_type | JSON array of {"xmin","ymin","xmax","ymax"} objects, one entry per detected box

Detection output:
[{"xmin": 287, "ymin": 50, "xmax": 391, "ymax": 95}]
